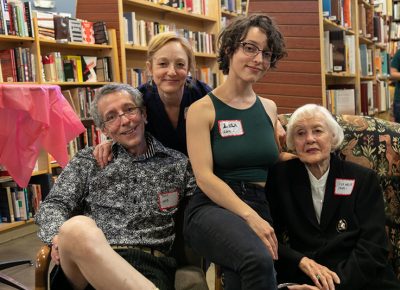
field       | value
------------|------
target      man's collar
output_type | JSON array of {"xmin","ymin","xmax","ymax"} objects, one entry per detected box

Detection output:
[{"xmin": 111, "ymin": 132, "xmax": 173, "ymax": 159}]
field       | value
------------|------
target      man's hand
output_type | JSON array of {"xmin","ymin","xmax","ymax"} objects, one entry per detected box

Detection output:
[
  {"xmin": 51, "ymin": 235, "xmax": 60, "ymax": 265},
  {"xmin": 93, "ymin": 140, "xmax": 113, "ymax": 168},
  {"xmin": 299, "ymin": 257, "xmax": 340, "ymax": 290}
]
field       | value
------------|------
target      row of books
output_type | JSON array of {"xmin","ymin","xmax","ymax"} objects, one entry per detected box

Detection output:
[
  {"xmin": 323, "ymin": 30, "xmax": 355, "ymax": 74},
  {"xmin": 390, "ymin": 21, "xmax": 400, "ymax": 40},
  {"xmin": 326, "ymin": 81, "xmax": 390, "ymax": 116},
  {"xmin": 360, "ymin": 80, "xmax": 391, "ymax": 115},
  {"xmin": 221, "ymin": 0, "xmax": 246, "ymax": 14},
  {"xmin": 66, "ymin": 123, "xmax": 107, "ymax": 159},
  {"xmin": 0, "ymin": 0, "xmax": 34, "ymax": 37},
  {"xmin": 154, "ymin": 0, "xmax": 209, "ymax": 15},
  {"xmin": 326, "ymin": 87, "xmax": 356, "ymax": 115},
  {"xmin": 195, "ymin": 66, "xmax": 217, "ymax": 88},
  {"xmin": 359, "ymin": 6, "xmax": 389, "ymax": 43},
  {"xmin": 35, "ymin": 11, "xmax": 108, "ymax": 44},
  {"xmin": 0, "ymin": 181, "xmax": 42, "ymax": 223},
  {"xmin": 359, "ymin": 46, "xmax": 390, "ymax": 78},
  {"xmin": 389, "ymin": 40, "xmax": 400, "ymax": 56},
  {"xmin": 42, "ymin": 53, "xmax": 112, "ymax": 83},
  {"xmin": 0, "ymin": 47, "xmax": 35, "ymax": 82},
  {"xmin": 126, "ymin": 68, "xmax": 149, "ymax": 88},
  {"xmin": 373, "ymin": 49, "xmax": 390, "ymax": 77},
  {"xmin": 322, "ymin": 0, "xmax": 352, "ymax": 29},
  {"xmin": 61, "ymin": 87, "xmax": 99, "ymax": 120},
  {"xmin": 393, "ymin": 2, "xmax": 400, "ymax": 21},
  {"xmin": 123, "ymin": 13, "xmax": 215, "ymax": 54}
]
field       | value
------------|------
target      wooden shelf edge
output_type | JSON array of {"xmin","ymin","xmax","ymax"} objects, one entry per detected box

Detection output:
[
  {"xmin": 0, "ymin": 219, "xmax": 34, "ymax": 232},
  {"xmin": 39, "ymin": 38, "xmax": 113, "ymax": 50},
  {"xmin": 123, "ymin": 0, "xmax": 218, "ymax": 22},
  {"xmin": 0, "ymin": 34, "xmax": 35, "ymax": 42}
]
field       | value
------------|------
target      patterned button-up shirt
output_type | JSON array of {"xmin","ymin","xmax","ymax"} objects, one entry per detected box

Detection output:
[{"xmin": 35, "ymin": 133, "xmax": 196, "ymax": 254}]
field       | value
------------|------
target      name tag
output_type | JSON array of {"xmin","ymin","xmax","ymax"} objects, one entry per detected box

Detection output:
[
  {"xmin": 334, "ymin": 178, "xmax": 355, "ymax": 196},
  {"xmin": 218, "ymin": 120, "xmax": 244, "ymax": 137},
  {"xmin": 158, "ymin": 190, "xmax": 179, "ymax": 210}
]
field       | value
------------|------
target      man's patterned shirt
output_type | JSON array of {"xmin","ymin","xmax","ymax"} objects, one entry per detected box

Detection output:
[{"xmin": 35, "ymin": 134, "xmax": 196, "ymax": 254}]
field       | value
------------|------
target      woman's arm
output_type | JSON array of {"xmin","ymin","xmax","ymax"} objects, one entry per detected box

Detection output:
[
  {"xmin": 186, "ymin": 98, "xmax": 278, "ymax": 259},
  {"xmin": 259, "ymin": 98, "xmax": 297, "ymax": 161}
]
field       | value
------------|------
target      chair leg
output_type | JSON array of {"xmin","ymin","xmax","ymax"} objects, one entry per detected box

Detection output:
[
  {"xmin": 0, "ymin": 272, "xmax": 30, "ymax": 290},
  {"xmin": 0, "ymin": 260, "xmax": 32, "ymax": 270}
]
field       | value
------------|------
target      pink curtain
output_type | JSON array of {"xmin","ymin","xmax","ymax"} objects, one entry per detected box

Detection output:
[{"xmin": 0, "ymin": 84, "xmax": 85, "ymax": 187}]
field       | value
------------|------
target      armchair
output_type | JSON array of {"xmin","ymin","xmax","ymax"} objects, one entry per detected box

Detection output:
[{"xmin": 278, "ymin": 113, "xmax": 400, "ymax": 279}]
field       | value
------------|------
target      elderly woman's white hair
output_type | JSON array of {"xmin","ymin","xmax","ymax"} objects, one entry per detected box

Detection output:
[{"xmin": 286, "ymin": 104, "xmax": 344, "ymax": 152}]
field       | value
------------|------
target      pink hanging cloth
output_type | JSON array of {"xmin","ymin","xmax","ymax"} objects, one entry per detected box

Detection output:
[{"xmin": 0, "ymin": 84, "xmax": 86, "ymax": 187}]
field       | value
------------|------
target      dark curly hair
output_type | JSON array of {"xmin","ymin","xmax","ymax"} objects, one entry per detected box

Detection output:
[{"xmin": 217, "ymin": 14, "xmax": 287, "ymax": 75}]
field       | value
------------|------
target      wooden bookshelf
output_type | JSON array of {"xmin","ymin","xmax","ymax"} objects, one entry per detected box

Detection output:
[
  {"xmin": 0, "ymin": 14, "xmax": 120, "ymax": 234},
  {"xmin": 248, "ymin": 0, "xmax": 392, "ymax": 116},
  {"xmin": 76, "ymin": 0, "xmax": 221, "ymax": 86}
]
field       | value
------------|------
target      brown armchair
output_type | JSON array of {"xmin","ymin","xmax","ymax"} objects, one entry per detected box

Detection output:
[{"xmin": 35, "ymin": 245, "xmax": 50, "ymax": 290}]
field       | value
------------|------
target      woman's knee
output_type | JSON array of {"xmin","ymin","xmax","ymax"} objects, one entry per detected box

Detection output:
[{"xmin": 241, "ymin": 249, "xmax": 275, "ymax": 274}]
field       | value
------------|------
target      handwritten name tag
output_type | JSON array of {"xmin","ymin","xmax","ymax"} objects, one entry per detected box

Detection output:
[
  {"xmin": 218, "ymin": 120, "xmax": 244, "ymax": 137},
  {"xmin": 334, "ymin": 178, "xmax": 355, "ymax": 196},
  {"xmin": 158, "ymin": 190, "xmax": 179, "ymax": 210}
]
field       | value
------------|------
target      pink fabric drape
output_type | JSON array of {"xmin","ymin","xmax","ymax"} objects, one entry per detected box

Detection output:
[{"xmin": 0, "ymin": 84, "xmax": 85, "ymax": 187}]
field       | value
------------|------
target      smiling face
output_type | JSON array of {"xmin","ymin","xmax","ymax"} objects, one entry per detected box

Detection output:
[
  {"xmin": 293, "ymin": 114, "xmax": 333, "ymax": 174},
  {"xmin": 147, "ymin": 40, "xmax": 189, "ymax": 97},
  {"xmin": 99, "ymin": 90, "xmax": 147, "ymax": 156},
  {"xmin": 229, "ymin": 27, "xmax": 270, "ymax": 83}
]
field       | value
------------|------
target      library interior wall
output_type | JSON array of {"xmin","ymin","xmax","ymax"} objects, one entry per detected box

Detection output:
[
  {"xmin": 27, "ymin": 0, "xmax": 76, "ymax": 17},
  {"xmin": 249, "ymin": 0, "xmax": 323, "ymax": 114}
]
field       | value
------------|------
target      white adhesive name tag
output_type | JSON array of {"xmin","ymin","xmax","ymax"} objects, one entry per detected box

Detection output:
[
  {"xmin": 334, "ymin": 178, "xmax": 355, "ymax": 196},
  {"xmin": 218, "ymin": 120, "xmax": 244, "ymax": 137},
  {"xmin": 158, "ymin": 190, "xmax": 179, "ymax": 210}
]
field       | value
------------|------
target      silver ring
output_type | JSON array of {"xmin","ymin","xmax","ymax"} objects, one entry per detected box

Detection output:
[{"xmin": 316, "ymin": 274, "xmax": 321, "ymax": 280}]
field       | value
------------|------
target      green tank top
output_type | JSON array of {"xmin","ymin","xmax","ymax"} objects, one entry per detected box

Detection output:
[{"xmin": 209, "ymin": 92, "xmax": 279, "ymax": 182}]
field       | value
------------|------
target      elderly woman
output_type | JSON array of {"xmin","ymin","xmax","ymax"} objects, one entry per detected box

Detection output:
[{"xmin": 266, "ymin": 104, "xmax": 400, "ymax": 290}]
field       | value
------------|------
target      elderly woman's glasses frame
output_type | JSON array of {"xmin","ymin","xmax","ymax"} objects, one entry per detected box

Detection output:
[
  {"xmin": 102, "ymin": 106, "xmax": 142, "ymax": 129},
  {"xmin": 239, "ymin": 42, "xmax": 274, "ymax": 65}
]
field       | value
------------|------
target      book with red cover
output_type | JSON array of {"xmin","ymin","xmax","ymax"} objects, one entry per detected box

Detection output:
[
  {"xmin": 0, "ymin": 48, "xmax": 16, "ymax": 81},
  {"xmin": 81, "ymin": 20, "xmax": 94, "ymax": 44}
]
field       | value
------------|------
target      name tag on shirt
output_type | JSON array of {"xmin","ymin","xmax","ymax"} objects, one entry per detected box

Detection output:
[
  {"xmin": 334, "ymin": 178, "xmax": 355, "ymax": 196},
  {"xmin": 218, "ymin": 120, "xmax": 244, "ymax": 137},
  {"xmin": 158, "ymin": 190, "xmax": 179, "ymax": 210}
]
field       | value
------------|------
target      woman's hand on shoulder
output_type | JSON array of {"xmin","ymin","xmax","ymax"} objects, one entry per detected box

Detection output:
[
  {"xmin": 299, "ymin": 257, "xmax": 340, "ymax": 290},
  {"xmin": 93, "ymin": 140, "xmax": 113, "ymax": 168},
  {"xmin": 244, "ymin": 212, "xmax": 278, "ymax": 260}
]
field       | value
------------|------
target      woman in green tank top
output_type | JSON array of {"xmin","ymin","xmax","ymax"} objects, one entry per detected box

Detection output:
[{"xmin": 184, "ymin": 14, "xmax": 306, "ymax": 290}]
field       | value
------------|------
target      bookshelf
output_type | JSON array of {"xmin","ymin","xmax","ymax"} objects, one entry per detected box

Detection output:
[
  {"xmin": 76, "ymin": 0, "xmax": 221, "ymax": 87},
  {"xmin": 248, "ymin": 0, "xmax": 392, "ymax": 116},
  {"xmin": 0, "ymin": 11, "xmax": 120, "ymax": 234}
]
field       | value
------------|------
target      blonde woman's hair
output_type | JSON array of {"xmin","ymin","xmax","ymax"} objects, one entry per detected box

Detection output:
[{"xmin": 147, "ymin": 31, "xmax": 196, "ymax": 79}]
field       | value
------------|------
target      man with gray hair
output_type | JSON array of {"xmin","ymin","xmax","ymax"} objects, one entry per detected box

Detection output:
[{"xmin": 35, "ymin": 83, "xmax": 196, "ymax": 290}]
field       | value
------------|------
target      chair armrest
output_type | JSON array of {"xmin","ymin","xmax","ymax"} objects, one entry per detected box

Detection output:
[{"xmin": 35, "ymin": 244, "xmax": 51, "ymax": 290}]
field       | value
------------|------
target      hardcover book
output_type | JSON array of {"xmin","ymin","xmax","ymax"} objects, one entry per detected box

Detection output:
[
  {"xmin": 54, "ymin": 15, "xmax": 69, "ymax": 43},
  {"xmin": 68, "ymin": 17, "xmax": 83, "ymax": 42},
  {"xmin": 93, "ymin": 21, "xmax": 108, "ymax": 44}
]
